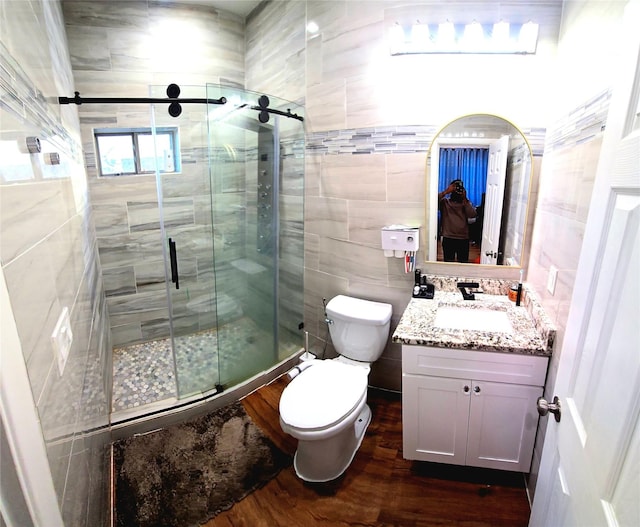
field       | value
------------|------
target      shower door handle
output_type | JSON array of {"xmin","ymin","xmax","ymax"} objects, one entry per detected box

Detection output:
[{"xmin": 168, "ymin": 238, "xmax": 179, "ymax": 290}]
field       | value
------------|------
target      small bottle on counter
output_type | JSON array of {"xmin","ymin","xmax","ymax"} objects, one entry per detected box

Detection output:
[{"xmin": 508, "ymin": 284, "xmax": 519, "ymax": 302}]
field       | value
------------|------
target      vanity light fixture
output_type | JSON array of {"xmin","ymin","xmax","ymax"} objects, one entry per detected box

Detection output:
[
  {"xmin": 389, "ymin": 23, "xmax": 407, "ymax": 54},
  {"xmin": 492, "ymin": 20, "xmax": 511, "ymax": 52},
  {"xmin": 410, "ymin": 21, "xmax": 430, "ymax": 49},
  {"xmin": 461, "ymin": 21, "xmax": 485, "ymax": 51},
  {"xmin": 436, "ymin": 20, "xmax": 456, "ymax": 50},
  {"xmin": 518, "ymin": 21, "xmax": 539, "ymax": 53},
  {"xmin": 389, "ymin": 20, "xmax": 539, "ymax": 55}
]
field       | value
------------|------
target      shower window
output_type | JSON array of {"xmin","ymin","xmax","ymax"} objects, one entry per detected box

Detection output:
[{"xmin": 95, "ymin": 127, "xmax": 180, "ymax": 176}]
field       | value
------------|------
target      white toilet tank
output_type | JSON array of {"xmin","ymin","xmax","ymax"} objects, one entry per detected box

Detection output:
[{"xmin": 325, "ymin": 295, "xmax": 392, "ymax": 363}]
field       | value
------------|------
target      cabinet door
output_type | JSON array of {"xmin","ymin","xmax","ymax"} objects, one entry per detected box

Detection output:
[
  {"xmin": 466, "ymin": 380, "xmax": 542, "ymax": 472},
  {"xmin": 402, "ymin": 373, "xmax": 470, "ymax": 465}
]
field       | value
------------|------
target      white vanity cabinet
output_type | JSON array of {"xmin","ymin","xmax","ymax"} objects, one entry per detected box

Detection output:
[{"xmin": 402, "ymin": 345, "xmax": 548, "ymax": 472}]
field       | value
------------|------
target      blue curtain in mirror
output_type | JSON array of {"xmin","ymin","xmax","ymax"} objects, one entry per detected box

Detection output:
[{"xmin": 438, "ymin": 147, "xmax": 489, "ymax": 208}]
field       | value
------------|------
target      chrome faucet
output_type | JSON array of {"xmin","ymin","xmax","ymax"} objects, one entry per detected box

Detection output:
[{"xmin": 457, "ymin": 282, "xmax": 481, "ymax": 300}]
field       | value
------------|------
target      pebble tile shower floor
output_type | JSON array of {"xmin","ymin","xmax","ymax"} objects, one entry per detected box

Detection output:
[{"xmin": 111, "ymin": 318, "xmax": 273, "ymax": 412}]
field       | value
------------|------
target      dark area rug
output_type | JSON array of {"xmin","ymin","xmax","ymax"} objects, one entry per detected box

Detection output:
[{"xmin": 113, "ymin": 401, "xmax": 291, "ymax": 527}]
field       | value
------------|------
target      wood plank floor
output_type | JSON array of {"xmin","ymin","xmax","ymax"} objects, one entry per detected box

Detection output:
[{"xmin": 203, "ymin": 375, "xmax": 531, "ymax": 527}]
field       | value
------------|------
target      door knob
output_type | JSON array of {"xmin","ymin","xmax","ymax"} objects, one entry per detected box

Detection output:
[{"xmin": 537, "ymin": 396, "xmax": 561, "ymax": 422}]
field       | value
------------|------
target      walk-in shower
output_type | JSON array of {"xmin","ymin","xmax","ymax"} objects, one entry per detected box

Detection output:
[{"xmin": 61, "ymin": 84, "xmax": 305, "ymax": 420}]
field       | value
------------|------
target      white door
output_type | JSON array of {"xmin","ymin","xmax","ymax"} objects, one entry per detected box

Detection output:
[
  {"xmin": 529, "ymin": 2, "xmax": 640, "ymax": 526},
  {"xmin": 480, "ymin": 135, "xmax": 509, "ymax": 264}
]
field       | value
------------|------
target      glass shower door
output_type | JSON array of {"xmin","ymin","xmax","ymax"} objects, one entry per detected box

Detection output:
[
  {"xmin": 151, "ymin": 84, "xmax": 221, "ymax": 399},
  {"xmin": 206, "ymin": 85, "xmax": 305, "ymax": 388},
  {"xmin": 148, "ymin": 84, "xmax": 304, "ymax": 401},
  {"xmin": 274, "ymin": 95, "xmax": 305, "ymax": 361}
]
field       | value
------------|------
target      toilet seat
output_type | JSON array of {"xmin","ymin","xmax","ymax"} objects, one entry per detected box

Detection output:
[{"xmin": 279, "ymin": 360, "xmax": 368, "ymax": 432}]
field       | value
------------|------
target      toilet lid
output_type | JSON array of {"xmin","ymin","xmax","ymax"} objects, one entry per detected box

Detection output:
[{"xmin": 279, "ymin": 360, "xmax": 368, "ymax": 431}]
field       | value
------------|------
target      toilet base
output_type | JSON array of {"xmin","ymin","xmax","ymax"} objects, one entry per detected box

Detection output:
[{"xmin": 292, "ymin": 404, "xmax": 372, "ymax": 483}]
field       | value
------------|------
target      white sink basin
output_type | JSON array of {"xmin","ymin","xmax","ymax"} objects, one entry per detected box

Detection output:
[{"xmin": 433, "ymin": 305, "xmax": 513, "ymax": 333}]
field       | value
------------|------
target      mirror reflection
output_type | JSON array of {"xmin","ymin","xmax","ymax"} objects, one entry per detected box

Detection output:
[{"xmin": 426, "ymin": 114, "xmax": 532, "ymax": 266}]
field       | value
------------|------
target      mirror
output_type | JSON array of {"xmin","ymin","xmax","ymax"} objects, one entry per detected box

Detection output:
[{"xmin": 426, "ymin": 114, "xmax": 532, "ymax": 267}]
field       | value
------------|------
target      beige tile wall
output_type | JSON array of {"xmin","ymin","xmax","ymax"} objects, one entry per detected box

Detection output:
[
  {"xmin": 246, "ymin": 0, "xmax": 562, "ymax": 391},
  {"xmin": 62, "ymin": 0, "xmax": 247, "ymax": 345}
]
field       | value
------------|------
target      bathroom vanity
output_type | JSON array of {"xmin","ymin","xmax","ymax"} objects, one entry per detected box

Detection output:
[{"xmin": 393, "ymin": 285, "xmax": 555, "ymax": 473}]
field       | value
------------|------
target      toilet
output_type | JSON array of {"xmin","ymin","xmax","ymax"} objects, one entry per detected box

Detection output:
[{"xmin": 279, "ymin": 295, "xmax": 392, "ymax": 482}]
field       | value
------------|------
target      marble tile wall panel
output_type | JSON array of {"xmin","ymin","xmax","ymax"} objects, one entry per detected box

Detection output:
[
  {"xmin": 304, "ymin": 196, "xmax": 349, "ymax": 239},
  {"xmin": 111, "ymin": 323, "xmax": 143, "ymax": 348},
  {"xmin": 103, "ymin": 266, "xmax": 136, "ymax": 297},
  {"xmin": 97, "ymin": 230, "xmax": 165, "ymax": 269},
  {"xmin": 322, "ymin": 20, "xmax": 386, "ymax": 83},
  {"xmin": 92, "ymin": 203, "xmax": 129, "ymax": 237},
  {"xmin": 62, "ymin": 0, "xmax": 150, "ymax": 29},
  {"xmin": 0, "ymin": 178, "xmax": 78, "ymax": 264},
  {"xmin": 134, "ymin": 260, "xmax": 170, "ymax": 293},
  {"xmin": 89, "ymin": 174, "xmax": 159, "ymax": 204},
  {"xmin": 320, "ymin": 154, "xmax": 387, "ymax": 201},
  {"xmin": 3, "ymin": 240, "xmax": 65, "ymax": 399},
  {"xmin": 106, "ymin": 28, "xmax": 152, "ymax": 71},
  {"xmin": 348, "ymin": 200, "xmax": 424, "ymax": 246},
  {"xmin": 127, "ymin": 198, "xmax": 194, "ymax": 232},
  {"xmin": 306, "ymin": 80, "xmax": 347, "ymax": 132},
  {"xmin": 386, "ymin": 152, "xmax": 426, "ymax": 202},
  {"xmin": 162, "ymin": 172, "xmax": 212, "ymax": 200},
  {"xmin": 319, "ymin": 237, "xmax": 389, "ymax": 285},
  {"xmin": 142, "ymin": 314, "xmax": 197, "ymax": 342},
  {"xmin": 107, "ymin": 289, "xmax": 170, "ymax": 328},
  {"xmin": 245, "ymin": 273, "xmax": 275, "ymax": 326},
  {"xmin": 245, "ymin": 0, "xmax": 305, "ymax": 104},
  {"xmin": 279, "ymin": 287, "xmax": 304, "ymax": 332},
  {"xmin": 63, "ymin": 0, "xmax": 246, "ymax": 348}
]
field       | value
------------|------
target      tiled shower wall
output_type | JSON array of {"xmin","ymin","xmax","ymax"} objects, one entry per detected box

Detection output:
[
  {"xmin": 62, "ymin": 1, "xmax": 247, "ymax": 347},
  {"xmin": 87, "ymin": 100, "xmax": 252, "ymax": 347},
  {"xmin": 0, "ymin": 1, "xmax": 110, "ymax": 524}
]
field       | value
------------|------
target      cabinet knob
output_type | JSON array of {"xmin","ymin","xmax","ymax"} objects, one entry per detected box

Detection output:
[
  {"xmin": 474, "ymin": 385, "xmax": 481, "ymax": 393},
  {"xmin": 463, "ymin": 385, "xmax": 470, "ymax": 393}
]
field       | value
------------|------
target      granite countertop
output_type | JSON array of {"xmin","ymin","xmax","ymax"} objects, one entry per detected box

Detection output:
[{"xmin": 392, "ymin": 287, "xmax": 555, "ymax": 356}]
